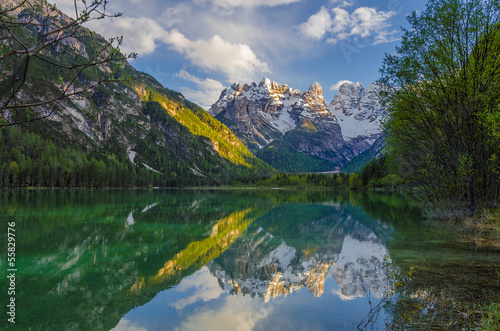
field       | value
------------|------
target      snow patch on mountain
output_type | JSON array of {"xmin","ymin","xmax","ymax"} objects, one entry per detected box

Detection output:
[
  {"xmin": 142, "ymin": 163, "xmax": 162, "ymax": 174},
  {"xmin": 328, "ymin": 82, "xmax": 386, "ymax": 141},
  {"xmin": 257, "ymin": 109, "xmax": 296, "ymax": 134},
  {"xmin": 128, "ymin": 150, "xmax": 137, "ymax": 163}
]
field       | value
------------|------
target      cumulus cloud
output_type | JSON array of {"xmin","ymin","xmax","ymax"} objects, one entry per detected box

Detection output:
[
  {"xmin": 86, "ymin": 17, "xmax": 166, "ymax": 55},
  {"xmin": 85, "ymin": 17, "xmax": 270, "ymax": 84},
  {"xmin": 330, "ymin": 80, "xmax": 353, "ymax": 91},
  {"xmin": 164, "ymin": 30, "xmax": 271, "ymax": 83},
  {"xmin": 299, "ymin": 6, "xmax": 398, "ymax": 46},
  {"xmin": 344, "ymin": 8, "xmax": 396, "ymax": 42},
  {"xmin": 113, "ymin": 319, "xmax": 149, "ymax": 331},
  {"xmin": 298, "ymin": 6, "xmax": 332, "ymax": 40},
  {"xmin": 175, "ymin": 70, "xmax": 226, "ymax": 109},
  {"xmin": 176, "ymin": 70, "xmax": 225, "ymax": 92}
]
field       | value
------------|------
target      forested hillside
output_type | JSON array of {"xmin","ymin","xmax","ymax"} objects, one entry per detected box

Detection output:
[{"xmin": 0, "ymin": 0, "xmax": 272, "ymax": 188}]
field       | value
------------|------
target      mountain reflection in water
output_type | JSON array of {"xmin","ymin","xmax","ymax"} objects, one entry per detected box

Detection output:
[
  {"xmin": 0, "ymin": 190, "xmax": 415, "ymax": 331},
  {"xmin": 113, "ymin": 194, "xmax": 397, "ymax": 331}
]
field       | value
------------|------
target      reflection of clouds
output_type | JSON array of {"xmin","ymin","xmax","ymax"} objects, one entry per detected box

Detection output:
[
  {"xmin": 113, "ymin": 318, "xmax": 148, "ymax": 331},
  {"xmin": 330, "ymin": 234, "xmax": 389, "ymax": 299},
  {"xmin": 174, "ymin": 295, "xmax": 273, "ymax": 331},
  {"xmin": 331, "ymin": 287, "xmax": 357, "ymax": 301},
  {"xmin": 172, "ymin": 267, "xmax": 224, "ymax": 310},
  {"xmin": 171, "ymin": 267, "xmax": 274, "ymax": 331}
]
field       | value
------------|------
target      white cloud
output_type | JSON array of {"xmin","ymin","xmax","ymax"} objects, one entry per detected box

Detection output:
[
  {"xmin": 350, "ymin": 8, "xmax": 395, "ymax": 38},
  {"xmin": 175, "ymin": 70, "xmax": 226, "ymax": 109},
  {"xmin": 195, "ymin": 0, "xmax": 302, "ymax": 8},
  {"xmin": 300, "ymin": 6, "xmax": 398, "ymax": 46},
  {"xmin": 113, "ymin": 318, "xmax": 149, "ymax": 331},
  {"xmin": 330, "ymin": 0, "xmax": 353, "ymax": 7},
  {"xmin": 298, "ymin": 6, "xmax": 332, "ymax": 40},
  {"xmin": 86, "ymin": 17, "xmax": 166, "ymax": 55},
  {"xmin": 182, "ymin": 7, "xmax": 310, "ymax": 69},
  {"xmin": 86, "ymin": 17, "xmax": 270, "ymax": 84},
  {"xmin": 176, "ymin": 70, "xmax": 225, "ymax": 92},
  {"xmin": 330, "ymin": 80, "xmax": 353, "ymax": 91},
  {"xmin": 164, "ymin": 30, "xmax": 271, "ymax": 83},
  {"xmin": 160, "ymin": 3, "xmax": 192, "ymax": 28}
]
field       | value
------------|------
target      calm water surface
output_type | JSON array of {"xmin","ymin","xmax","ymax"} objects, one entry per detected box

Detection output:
[{"xmin": 0, "ymin": 189, "xmax": 498, "ymax": 330}]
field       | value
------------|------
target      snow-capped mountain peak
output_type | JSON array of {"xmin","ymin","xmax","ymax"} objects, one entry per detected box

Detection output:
[
  {"xmin": 208, "ymin": 78, "xmax": 386, "ymax": 170},
  {"xmin": 208, "ymin": 78, "xmax": 335, "ymax": 143},
  {"xmin": 328, "ymin": 81, "xmax": 386, "ymax": 141}
]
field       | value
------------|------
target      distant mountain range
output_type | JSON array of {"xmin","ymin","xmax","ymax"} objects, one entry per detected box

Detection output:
[
  {"xmin": 1, "ymin": 0, "xmax": 385, "ymax": 186},
  {"xmin": 209, "ymin": 78, "xmax": 386, "ymax": 172}
]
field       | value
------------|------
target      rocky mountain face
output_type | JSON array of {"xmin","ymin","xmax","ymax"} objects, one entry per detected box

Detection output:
[
  {"xmin": 210, "ymin": 78, "xmax": 339, "ymax": 147},
  {"xmin": 328, "ymin": 81, "xmax": 386, "ymax": 145},
  {"xmin": 0, "ymin": 0, "xmax": 270, "ymax": 186},
  {"xmin": 209, "ymin": 78, "xmax": 386, "ymax": 172}
]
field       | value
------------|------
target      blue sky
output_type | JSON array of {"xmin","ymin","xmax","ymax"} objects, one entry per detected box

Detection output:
[{"xmin": 54, "ymin": 0, "xmax": 428, "ymax": 108}]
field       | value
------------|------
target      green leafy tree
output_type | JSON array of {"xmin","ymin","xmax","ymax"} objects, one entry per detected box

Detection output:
[
  {"xmin": 349, "ymin": 173, "xmax": 361, "ymax": 190},
  {"xmin": 8, "ymin": 160, "xmax": 19, "ymax": 187},
  {"xmin": 380, "ymin": 0, "xmax": 500, "ymax": 214}
]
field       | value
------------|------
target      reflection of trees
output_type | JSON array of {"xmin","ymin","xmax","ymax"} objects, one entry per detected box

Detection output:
[
  {"xmin": 0, "ymin": 190, "xmax": 269, "ymax": 331},
  {"xmin": 129, "ymin": 209, "xmax": 255, "ymax": 291},
  {"xmin": 0, "ymin": 189, "xmax": 424, "ymax": 330}
]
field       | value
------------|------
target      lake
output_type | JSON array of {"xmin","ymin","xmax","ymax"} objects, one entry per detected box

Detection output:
[{"xmin": 1, "ymin": 189, "xmax": 498, "ymax": 330}]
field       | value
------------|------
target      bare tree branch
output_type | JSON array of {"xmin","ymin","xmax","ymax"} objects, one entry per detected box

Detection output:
[{"xmin": 0, "ymin": 0, "xmax": 136, "ymax": 126}]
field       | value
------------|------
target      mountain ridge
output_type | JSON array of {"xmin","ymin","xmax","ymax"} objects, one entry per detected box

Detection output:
[
  {"xmin": 209, "ymin": 78, "xmax": 386, "ymax": 172},
  {"xmin": 0, "ymin": 0, "xmax": 272, "ymax": 188}
]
